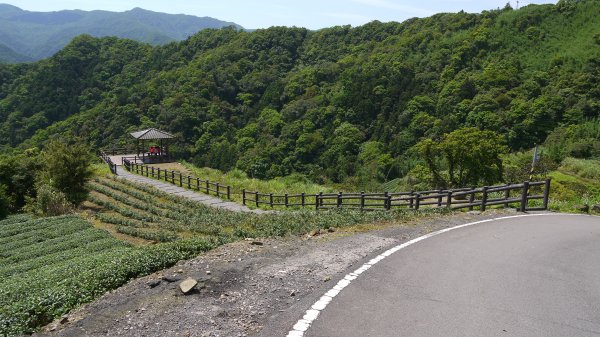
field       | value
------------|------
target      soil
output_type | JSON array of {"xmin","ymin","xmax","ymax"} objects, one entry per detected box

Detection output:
[{"xmin": 36, "ymin": 209, "xmax": 518, "ymax": 337}]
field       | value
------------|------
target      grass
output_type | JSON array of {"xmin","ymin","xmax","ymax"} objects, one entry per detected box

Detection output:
[{"xmin": 547, "ymin": 158, "xmax": 600, "ymax": 213}]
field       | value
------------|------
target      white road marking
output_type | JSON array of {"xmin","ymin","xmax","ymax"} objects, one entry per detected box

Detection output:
[{"xmin": 286, "ymin": 213, "xmax": 596, "ymax": 337}]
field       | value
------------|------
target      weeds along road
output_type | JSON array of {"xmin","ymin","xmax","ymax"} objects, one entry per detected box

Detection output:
[{"xmin": 301, "ymin": 214, "xmax": 600, "ymax": 337}]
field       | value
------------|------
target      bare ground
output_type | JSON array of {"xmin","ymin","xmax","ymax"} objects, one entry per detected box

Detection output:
[{"xmin": 36, "ymin": 209, "xmax": 518, "ymax": 337}]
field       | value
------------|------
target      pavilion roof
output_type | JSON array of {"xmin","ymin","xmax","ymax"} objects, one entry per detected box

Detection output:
[{"xmin": 130, "ymin": 128, "xmax": 175, "ymax": 140}]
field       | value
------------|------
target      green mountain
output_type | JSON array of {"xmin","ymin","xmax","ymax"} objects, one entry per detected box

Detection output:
[
  {"xmin": 0, "ymin": 4, "xmax": 242, "ymax": 62},
  {"xmin": 0, "ymin": 43, "xmax": 32, "ymax": 63},
  {"xmin": 0, "ymin": 0, "xmax": 598, "ymax": 185}
]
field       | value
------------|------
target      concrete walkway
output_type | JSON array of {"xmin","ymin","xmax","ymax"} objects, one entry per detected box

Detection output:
[{"xmin": 115, "ymin": 166, "xmax": 264, "ymax": 214}]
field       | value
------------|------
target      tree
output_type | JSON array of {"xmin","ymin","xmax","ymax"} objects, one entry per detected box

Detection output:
[
  {"xmin": 415, "ymin": 127, "xmax": 508, "ymax": 188},
  {"xmin": 39, "ymin": 139, "xmax": 94, "ymax": 205}
]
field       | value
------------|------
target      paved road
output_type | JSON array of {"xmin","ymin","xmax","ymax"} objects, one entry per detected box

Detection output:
[{"xmin": 305, "ymin": 214, "xmax": 600, "ymax": 337}]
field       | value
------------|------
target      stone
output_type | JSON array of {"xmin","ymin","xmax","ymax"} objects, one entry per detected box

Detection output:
[
  {"xmin": 327, "ymin": 227, "xmax": 336, "ymax": 233},
  {"xmin": 179, "ymin": 278, "xmax": 198, "ymax": 294},
  {"xmin": 592, "ymin": 204, "xmax": 600, "ymax": 213},
  {"xmin": 162, "ymin": 275, "xmax": 181, "ymax": 283},
  {"xmin": 146, "ymin": 279, "xmax": 161, "ymax": 288},
  {"xmin": 575, "ymin": 204, "xmax": 590, "ymax": 213},
  {"xmin": 251, "ymin": 240, "xmax": 264, "ymax": 246},
  {"xmin": 60, "ymin": 315, "xmax": 69, "ymax": 324}
]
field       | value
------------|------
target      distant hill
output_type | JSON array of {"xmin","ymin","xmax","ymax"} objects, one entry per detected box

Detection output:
[{"xmin": 0, "ymin": 4, "xmax": 242, "ymax": 62}]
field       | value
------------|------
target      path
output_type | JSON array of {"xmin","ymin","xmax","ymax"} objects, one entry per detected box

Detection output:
[
  {"xmin": 298, "ymin": 214, "xmax": 600, "ymax": 337},
  {"xmin": 115, "ymin": 166, "xmax": 263, "ymax": 213}
]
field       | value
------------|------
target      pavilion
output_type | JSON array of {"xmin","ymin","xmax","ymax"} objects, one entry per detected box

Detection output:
[{"xmin": 129, "ymin": 128, "xmax": 175, "ymax": 164}]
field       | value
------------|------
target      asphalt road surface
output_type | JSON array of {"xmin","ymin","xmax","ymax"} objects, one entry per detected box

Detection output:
[{"xmin": 306, "ymin": 214, "xmax": 600, "ymax": 337}]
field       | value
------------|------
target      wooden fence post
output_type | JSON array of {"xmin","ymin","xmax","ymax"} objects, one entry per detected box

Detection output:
[
  {"xmin": 284, "ymin": 194, "xmax": 289, "ymax": 207},
  {"xmin": 481, "ymin": 186, "xmax": 488, "ymax": 211},
  {"xmin": 315, "ymin": 194, "xmax": 319, "ymax": 210},
  {"xmin": 242, "ymin": 189, "xmax": 246, "ymax": 205},
  {"xmin": 157, "ymin": 168, "xmax": 161, "ymax": 179},
  {"xmin": 255, "ymin": 192, "xmax": 259, "ymax": 208},
  {"xmin": 301, "ymin": 193, "xmax": 305, "ymax": 207},
  {"xmin": 187, "ymin": 176, "xmax": 191, "ymax": 189},
  {"xmin": 171, "ymin": 171, "xmax": 175, "ymax": 184},
  {"xmin": 151, "ymin": 167, "xmax": 154, "ymax": 178},
  {"xmin": 437, "ymin": 189, "xmax": 443, "ymax": 207},
  {"xmin": 337, "ymin": 192, "xmax": 342, "ymax": 208},
  {"xmin": 179, "ymin": 173, "xmax": 183, "ymax": 187},
  {"xmin": 468, "ymin": 187, "xmax": 475, "ymax": 211},
  {"xmin": 360, "ymin": 191, "xmax": 365, "ymax": 210},
  {"xmin": 384, "ymin": 192, "xmax": 389, "ymax": 209},
  {"xmin": 504, "ymin": 183, "xmax": 511, "ymax": 208},
  {"xmin": 216, "ymin": 183, "xmax": 220, "ymax": 196},
  {"xmin": 227, "ymin": 186, "xmax": 231, "ymax": 200},
  {"xmin": 319, "ymin": 192, "xmax": 324, "ymax": 207},
  {"xmin": 206, "ymin": 180, "xmax": 210, "ymax": 194},
  {"xmin": 196, "ymin": 178, "xmax": 200, "ymax": 191},
  {"xmin": 542, "ymin": 178, "xmax": 551, "ymax": 210},
  {"xmin": 415, "ymin": 194, "xmax": 421, "ymax": 210},
  {"xmin": 269, "ymin": 193, "xmax": 274, "ymax": 208},
  {"xmin": 409, "ymin": 191, "xmax": 414, "ymax": 209},
  {"xmin": 386, "ymin": 194, "xmax": 392, "ymax": 210},
  {"xmin": 520, "ymin": 181, "xmax": 530, "ymax": 212},
  {"xmin": 446, "ymin": 191, "xmax": 453, "ymax": 208}
]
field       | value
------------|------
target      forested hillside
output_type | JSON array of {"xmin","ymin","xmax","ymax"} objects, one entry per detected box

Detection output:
[{"xmin": 0, "ymin": 0, "xmax": 598, "ymax": 186}]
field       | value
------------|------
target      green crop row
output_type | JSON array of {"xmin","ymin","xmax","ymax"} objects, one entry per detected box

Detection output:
[{"xmin": 116, "ymin": 226, "xmax": 179, "ymax": 242}]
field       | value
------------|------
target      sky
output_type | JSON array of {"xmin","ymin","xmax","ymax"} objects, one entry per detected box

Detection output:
[{"xmin": 5, "ymin": 0, "xmax": 556, "ymax": 30}]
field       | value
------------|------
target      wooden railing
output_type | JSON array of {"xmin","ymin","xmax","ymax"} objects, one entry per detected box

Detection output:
[
  {"xmin": 98, "ymin": 150, "xmax": 117, "ymax": 174},
  {"xmin": 123, "ymin": 160, "xmax": 231, "ymax": 199},
  {"xmin": 243, "ymin": 180, "xmax": 551, "ymax": 212},
  {"xmin": 121, "ymin": 158, "xmax": 550, "ymax": 212}
]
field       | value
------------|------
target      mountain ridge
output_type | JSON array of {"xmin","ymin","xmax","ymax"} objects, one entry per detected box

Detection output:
[{"xmin": 0, "ymin": 4, "xmax": 242, "ymax": 62}]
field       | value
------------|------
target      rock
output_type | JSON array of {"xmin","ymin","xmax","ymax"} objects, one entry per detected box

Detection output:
[
  {"xmin": 162, "ymin": 275, "xmax": 181, "ymax": 283},
  {"xmin": 323, "ymin": 276, "xmax": 331, "ymax": 282},
  {"xmin": 575, "ymin": 204, "xmax": 590, "ymax": 213},
  {"xmin": 60, "ymin": 315, "xmax": 69, "ymax": 324},
  {"xmin": 206, "ymin": 270, "xmax": 212, "ymax": 275},
  {"xmin": 179, "ymin": 278, "xmax": 198, "ymax": 294},
  {"xmin": 146, "ymin": 279, "xmax": 161, "ymax": 288},
  {"xmin": 175, "ymin": 269, "xmax": 184, "ymax": 274},
  {"xmin": 327, "ymin": 227, "xmax": 336, "ymax": 233},
  {"xmin": 251, "ymin": 240, "xmax": 264, "ymax": 246},
  {"xmin": 290, "ymin": 290, "xmax": 296, "ymax": 297},
  {"xmin": 592, "ymin": 204, "xmax": 600, "ymax": 213}
]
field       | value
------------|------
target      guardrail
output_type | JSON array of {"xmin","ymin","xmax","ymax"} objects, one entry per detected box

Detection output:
[
  {"xmin": 120, "ymin": 158, "xmax": 550, "ymax": 212},
  {"xmin": 98, "ymin": 150, "xmax": 117, "ymax": 174},
  {"xmin": 243, "ymin": 180, "xmax": 550, "ymax": 212},
  {"xmin": 123, "ymin": 160, "xmax": 231, "ymax": 199}
]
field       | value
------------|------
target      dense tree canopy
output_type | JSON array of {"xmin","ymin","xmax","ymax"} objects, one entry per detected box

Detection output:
[{"xmin": 0, "ymin": 0, "xmax": 598, "ymax": 185}]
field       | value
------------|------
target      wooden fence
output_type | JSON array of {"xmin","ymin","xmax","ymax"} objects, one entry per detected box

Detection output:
[
  {"xmin": 123, "ymin": 160, "xmax": 231, "ymax": 199},
  {"xmin": 242, "ymin": 181, "xmax": 550, "ymax": 212},
  {"xmin": 120, "ymin": 159, "xmax": 550, "ymax": 212},
  {"xmin": 98, "ymin": 150, "xmax": 117, "ymax": 174}
]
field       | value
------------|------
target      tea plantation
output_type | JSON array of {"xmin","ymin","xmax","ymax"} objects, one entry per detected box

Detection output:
[{"xmin": 0, "ymin": 214, "xmax": 223, "ymax": 336}]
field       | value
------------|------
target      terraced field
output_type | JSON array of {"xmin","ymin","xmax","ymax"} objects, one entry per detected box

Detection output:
[{"xmin": 0, "ymin": 215, "xmax": 221, "ymax": 336}]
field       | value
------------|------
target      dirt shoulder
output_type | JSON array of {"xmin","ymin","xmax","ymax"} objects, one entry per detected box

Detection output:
[{"xmin": 37, "ymin": 210, "xmax": 519, "ymax": 337}]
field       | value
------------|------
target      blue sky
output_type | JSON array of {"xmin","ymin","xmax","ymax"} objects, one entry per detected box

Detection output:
[{"xmin": 5, "ymin": 0, "xmax": 555, "ymax": 29}]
